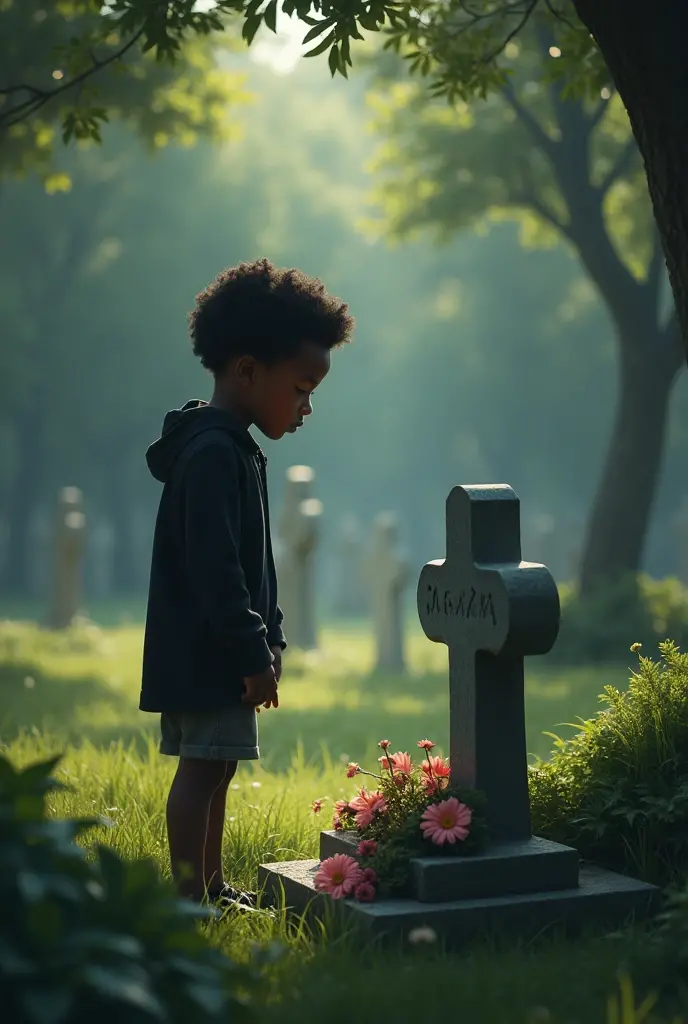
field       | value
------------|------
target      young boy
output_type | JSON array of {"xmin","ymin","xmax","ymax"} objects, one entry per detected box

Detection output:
[{"xmin": 139, "ymin": 258, "xmax": 354, "ymax": 906}]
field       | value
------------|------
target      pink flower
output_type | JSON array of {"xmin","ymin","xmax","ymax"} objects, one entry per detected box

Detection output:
[
  {"xmin": 354, "ymin": 882, "xmax": 376, "ymax": 902},
  {"xmin": 421, "ymin": 755, "xmax": 450, "ymax": 779},
  {"xmin": 332, "ymin": 815, "xmax": 343, "ymax": 830},
  {"xmin": 356, "ymin": 840, "xmax": 377, "ymax": 857},
  {"xmin": 314, "ymin": 854, "xmax": 363, "ymax": 899},
  {"xmin": 346, "ymin": 762, "xmax": 361, "ymax": 778},
  {"xmin": 420, "ymin": 798, "xmax": 472, "ymax": 846},
  {"xmin": 334, "ymin": 799, "xmax": 350, "ymax": 816},
  {"xmin": 362, "ymin": 867, "xmax": 377, "ymax": 884},
  {"xmin": 423, "ymin": 776, "xmax": 440, "ymax": 796},
  {"xmin": 378, "ymin": 751, "xmax": 413, "ymax": 775},
  {"xmin": 349, "ymin": 788, "xmax": 388, "ymax": 829},
  {"xmin": 378, "ymin": 739, "xmax": 391, "ymax": 750},
  {"xmin": 417, "ymin": 739, "xmax": 435, "ymax": 750},
  {"xmin": 312, "ymin": 799, "xmax": 323, "ymax": 814}
]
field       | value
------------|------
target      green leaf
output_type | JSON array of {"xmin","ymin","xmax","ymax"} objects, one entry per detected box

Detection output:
[
  {"xmin": 20, "ymin": 988, "xmax": 74, "ymax": 1024},
  {"xmin": 263, "ymin": 0, "xmax": 278, "ymax": 33},
  {"xmin": 83, "ymin": 965, "xmax": 165, "ymax": 1018},
  {"xmin": 305, "ymin": 30, "xmax": 337, "ymax": 59},
  {"xmin": 302, "ymin": 19, "xmax": 334, "ymax": 44}
]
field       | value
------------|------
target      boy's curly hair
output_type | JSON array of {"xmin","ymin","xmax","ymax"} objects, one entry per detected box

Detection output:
[{"xmin": 188, "ymin": 258, "xmax": 355, "ymax": 374}]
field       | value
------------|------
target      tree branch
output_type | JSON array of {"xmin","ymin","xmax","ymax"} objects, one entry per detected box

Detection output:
[
  {"xmin": 599, "ymin": 137, "xmax": 639, "ymax": 195},
  {"xmin": 523, "ymin": 192, "xmax": 568, "ymax": 233},
  {"xmin": 0, "ymin": 28, "xmax": 145, "ymax": 131},
  {"xmin": 500, "ymin": 81, "xmax": 556, "ymax": 156}
]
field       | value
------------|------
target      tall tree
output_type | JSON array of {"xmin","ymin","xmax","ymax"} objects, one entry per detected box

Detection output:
[{"xmin": 364, "ymin": 32, "xmax": 682, "ymax": 592}]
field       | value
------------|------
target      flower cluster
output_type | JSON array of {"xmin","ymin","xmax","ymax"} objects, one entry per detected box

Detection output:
[{"xmin": 312, "ymin": 739, "xmax": 486, "ymax": 902}]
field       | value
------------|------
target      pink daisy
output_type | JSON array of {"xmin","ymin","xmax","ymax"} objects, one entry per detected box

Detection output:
[
  {"xmin": 349, "ymin": 788, "xmax": 388, "ymax": 829},
  {"xmin": 346, "ymin": 762, "xmax": 361, "ymax": 778},
  {"xmin": 354, "ymin": 881, "xmax": 376, "ymax": 902},
  {"xmin": 312, "ymin": 799, "xmax": 323, "ymax": 814},
  {"xmin": 362, "ymin": 867, "xmax": 377, "ymax": 884},
  {"xmin": 378, "ymin": 751, "xmax": 413, "ymax": 775},
  {"xmin": 356, "ymin": 839, "xmax": 377, "ymax": 857},
  {"xmin": 421, "ymin": 754, "xmax": 450, "ymax": 779},
  {"xmin": 420, "ymin": 798, "xmax": 472, "ymax": 846},
  {"xmin": 378, "ymin": 739, "xmax": 391, "ymax": 750},
  {"xmin": 314, "ymin": 854, "xmax": 363, "ymax": 899},
  {"xmin": 334, "ymin": 799, "xmax": 350, "ymax": 816},
  {"xmin": 417, "ymin": 739, "xmax": 435, "ymax": 750},
  {"xmin": 332, "ymin": 815, "xmax": 343, "ymax": 830}
]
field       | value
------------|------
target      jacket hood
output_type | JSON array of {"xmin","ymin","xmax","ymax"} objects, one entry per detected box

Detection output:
[{"xmin": 146, "ymin": 400, "xmax": 261, "ymax": 483}]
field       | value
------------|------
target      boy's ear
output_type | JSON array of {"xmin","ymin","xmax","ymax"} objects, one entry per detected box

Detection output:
[{"xmin": 235, "ymin": 355, "xmax": 259, "ymax": 387}]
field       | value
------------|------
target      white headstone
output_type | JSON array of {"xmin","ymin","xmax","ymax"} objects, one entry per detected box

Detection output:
[
  {"xmin": 49, "ymin": 486, "xmax": 86, "ymax": 629},
  {"xmin": 332, "ymin": 514, "xmax": 365, "ymax": 618},
  {"xmin": 89, "ymin": 519, "xmax": 115, "ymax": 599},
  {"xmin": 277, "ymin": 465, "xmax": 322, "ymax": 650},
  {"xmin": 366, "ymin": 512, "xmax": 409, "ymax": 673}
]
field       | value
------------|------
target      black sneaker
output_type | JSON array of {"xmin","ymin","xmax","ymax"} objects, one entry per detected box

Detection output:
[{"xmin": 211, "ymin": 884, "xmax": 258, "ymax": 911}]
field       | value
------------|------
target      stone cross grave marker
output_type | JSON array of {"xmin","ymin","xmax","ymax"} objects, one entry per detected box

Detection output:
[
  {"xmin": 332, "ymin": 514, "xmax": 365, "ymax": 618},
  {"xmin": 367, "ymin": 512, "xmax": 410, "ymax": 673},
  {"xmin": 277, "ymin": 465, "xmax": 322, "ymax": 650},
  {"xmin": 417, "ymin": 484, "xmax": 560, "ymax": 842},
  {"xmin": 49, "ymin": 487, "xmax": 86, "ymax": 630}
]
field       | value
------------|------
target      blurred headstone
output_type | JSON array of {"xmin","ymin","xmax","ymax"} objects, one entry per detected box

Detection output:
[
  {"xmin": 26, "ymin": 507, "xmax": 52, "ymax": 600},
  {"xmin": 49, "ymin": 487, "xmax": 86, "ymax": 629},
  {"xmin": 277, "ymin": 465, "xmax": 322, "ymax": 650},
  {"xmin": 332, "ymin": 513, "xmax": 366, "ymax": 618},
  {"xmin": 89, "ymin": 519, "xmax": 115, "ymax": 599},
  {"xmin": 366, "ymin": 512, "xmax": 409, "ymax": 673}
]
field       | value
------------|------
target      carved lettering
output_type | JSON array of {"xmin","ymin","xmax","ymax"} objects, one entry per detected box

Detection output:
[{"xmin": 426, "ymin": 584, "xmax": 498, "ymax": 626}]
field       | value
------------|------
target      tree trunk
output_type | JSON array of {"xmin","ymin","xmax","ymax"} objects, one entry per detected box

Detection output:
[
  {"xmin": 2, "ymin": 408, "xmax": 46, "ymax": 595},
  {"xmin": 578, "ymin": 337, "xmax": 678, "ymax": 595},
  {"xmin": 573, "ymin": 0, "xmax": 688, "ymax": 365}
]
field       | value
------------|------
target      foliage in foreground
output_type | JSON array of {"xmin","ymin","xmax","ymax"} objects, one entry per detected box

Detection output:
[
  {"xmin": 530, "ymin": 641, "xmax": 688, "ymax": 887},
  {"xmin": 551, "ymin": 576, "xmax": 688, "ymax": 666},
  {"xmin": 0, "ymin": 752, "xmax": 255, "ymax": 1024}
]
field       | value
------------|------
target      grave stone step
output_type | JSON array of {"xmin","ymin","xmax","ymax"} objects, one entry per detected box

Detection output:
[
  {"xmin": 257, "ymin": 859, "xmax": 659, "ymax": 948},
  {"xmin": 319, "ymin": 830, "xmax": 580, "ymax": 902}
]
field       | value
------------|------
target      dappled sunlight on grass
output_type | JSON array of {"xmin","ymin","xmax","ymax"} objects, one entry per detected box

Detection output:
[{"xmin": 0, "ymin": 618, "xmax": 631, "ymax": 769}]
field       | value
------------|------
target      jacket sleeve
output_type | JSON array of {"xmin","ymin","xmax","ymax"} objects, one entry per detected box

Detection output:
[
  {"xmin": 181, "ymin": 443, "xmax": 274, "ymax": 677},
  {"xmin": 266, "ymin": 605, "xmax": 286, "ymax": 650}
]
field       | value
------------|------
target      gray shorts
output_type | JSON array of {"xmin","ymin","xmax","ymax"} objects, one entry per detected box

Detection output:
[{"xmin": 159, "ymin": 706, "xmax": 259, "ymax": 761}]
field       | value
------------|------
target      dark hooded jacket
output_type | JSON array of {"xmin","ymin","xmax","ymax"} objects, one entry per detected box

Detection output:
[{"xmin": 139, "ymin": 400, "xmax": 286, "ymax": 713}]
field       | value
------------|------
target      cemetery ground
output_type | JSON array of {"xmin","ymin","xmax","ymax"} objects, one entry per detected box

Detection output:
[{"xmin": 2, "ymin": 613, "xmax": 686, "ymax": 1022}]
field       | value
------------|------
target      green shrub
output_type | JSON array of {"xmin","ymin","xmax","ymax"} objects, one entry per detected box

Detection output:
[
  {"xmin": 0, "ymin": 752, "xmax": 255, "ymax": 1023},
  {"xmin": 529, "ymin": 641, "xmax": 688, "ymax": 887},
  {"xmin": 549, "ymin": 576, "xmax": 688, "ymax": 665}
]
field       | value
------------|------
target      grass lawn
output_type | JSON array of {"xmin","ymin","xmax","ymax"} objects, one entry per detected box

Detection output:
[{"xmin": 1, "ymin": 616, "xmax": 669, "ymax": 1023}]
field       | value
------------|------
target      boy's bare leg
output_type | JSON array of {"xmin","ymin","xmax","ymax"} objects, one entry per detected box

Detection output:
[
  {"xmin": 204, "ymin": 759, "xmax": 237, "ymax": 897},
  {"xmin": 166, "ymin": 757, "xmax": 229, "ymax": 900}
]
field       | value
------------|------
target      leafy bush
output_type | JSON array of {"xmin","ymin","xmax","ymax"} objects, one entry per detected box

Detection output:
[
  {"xmin": 0, "ymin": 752, "xmax": 255, "ymax": 1023},
  {"xmin": 529, "ymin": 641, "xmax": 688, "ymax": 887},
  {"xmin": 549, "ymin": 576, "xmax": 688, "ymax": 665},
  {"xmin": 633, "ymin": 882, "xmax": 688, "ymax": 1003}
]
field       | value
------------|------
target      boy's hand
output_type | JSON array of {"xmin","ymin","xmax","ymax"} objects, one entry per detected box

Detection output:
[
  {"xmin": 242, "ymin": 664, "xmax": 278, "ymax": 710},
  {"xmin": 269, "ymin": 645, "xmax": 283, "ymax": 683}
]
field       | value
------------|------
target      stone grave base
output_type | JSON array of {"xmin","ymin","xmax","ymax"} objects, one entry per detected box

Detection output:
[{"xmin": 258, "ymin": 830, "xmax": 659, "ymax": 947}]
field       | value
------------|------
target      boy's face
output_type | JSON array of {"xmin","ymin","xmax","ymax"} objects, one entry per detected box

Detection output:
[{"xmin": 243, "ymin": 341, "xmax": 331, "ymax": 441}]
